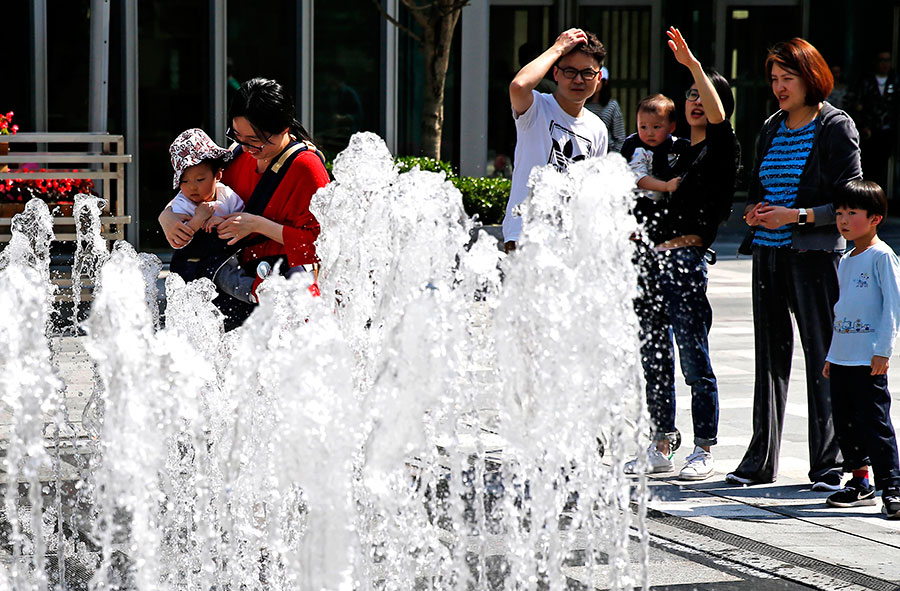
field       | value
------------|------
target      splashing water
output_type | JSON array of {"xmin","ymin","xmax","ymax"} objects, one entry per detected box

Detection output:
[
  {"xmin": 0, "ymin": 133, "xmax": 648, "ymax": 590},
  {"xmin": 71, "ymin": 194, "xmax": 110, "ymax": 332},
  {"xmin": 0, "ymin": 201, "xmax": 65, "ymax": 591}
]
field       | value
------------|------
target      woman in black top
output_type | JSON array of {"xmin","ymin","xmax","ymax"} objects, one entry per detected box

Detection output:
[{"xmin": 625, "ymin": 28, "xmax": 738, "ymax": 481}]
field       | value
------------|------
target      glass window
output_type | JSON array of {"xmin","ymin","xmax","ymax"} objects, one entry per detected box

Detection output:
[
  {"xmin": 41, "ymin": 1, "xmax": 92, "ymax": 132},
  {"xmin": 395, "ymin": 9, "xmax": 461, "ymax": 165},
  {"xmin": 5, "ymin": 2, "xmax": 33, "ymax": 132},
  {"xmin": 578, "ymin": 6, "xmax": 652, "ymax": 144},
  {"xmin": 313, "ymin": 0, "xmax": 381, "ymax": 160},
  {"xmin": 137, "ymin": 0, "xmax": 211, "ymax": 250},
  {"xmin": 228, "ymin": 0, "xmax": 298, "ymax": 116},
  {"xmin": 488, "ymin": 6, "xmax": 555, "ymax": 177},
  {"xmin": 726, "ymin": 5, "xmax": 801, "ymax": 188}
]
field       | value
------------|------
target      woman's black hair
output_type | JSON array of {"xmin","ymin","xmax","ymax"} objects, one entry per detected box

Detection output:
[
  {"xmin": 704, "ymin": 68, "xmax": 735, "ymax": 120},
  {"xmin": 228, "ymin": 77, "xmax": 312, "ymax": 144}
]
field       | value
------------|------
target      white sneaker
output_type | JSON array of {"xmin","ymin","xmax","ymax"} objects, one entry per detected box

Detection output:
[
  {"xmin": 679, "ymin": 446, "xmax": 714, "ymax": 481},
  {"xmin": 624, "ymin": 444, "xmax": 674, "ymax": 475}
]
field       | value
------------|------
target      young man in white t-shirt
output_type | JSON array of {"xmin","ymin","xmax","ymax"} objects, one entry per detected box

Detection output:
[{"xmin": 503, "ymin": 28, "xmax": 609, "ymax": 251}]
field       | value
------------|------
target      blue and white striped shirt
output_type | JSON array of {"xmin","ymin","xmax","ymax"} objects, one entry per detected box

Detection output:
[{"xmin": 752, "ymin": 120, "xmax": 815, "ymax": 247}]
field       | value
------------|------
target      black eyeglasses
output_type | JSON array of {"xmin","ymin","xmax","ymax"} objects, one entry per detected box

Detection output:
[
  {"xmin": 558, "ymin": 67, "xmax": 600, "ymax": 81},
  {"xmin": 225, "ymin": 127, "xmax": 271, "ymax": 151},
  {"xmin": 685, "ymin": 88, "xmax": 701, "ymax": 101}
]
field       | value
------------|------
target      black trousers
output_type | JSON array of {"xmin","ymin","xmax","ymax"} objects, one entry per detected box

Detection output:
[
  {"xmin": 830, "ymin": 364, "xmax": 900, "ymax": 491},
  {"xmin": 734, "ymin": 247, "xmax": 843, "ymax": 482}
]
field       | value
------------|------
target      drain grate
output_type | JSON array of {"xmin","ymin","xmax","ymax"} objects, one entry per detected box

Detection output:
[{"xmin": 645, "ymin": 507, "xmax": 900, "ymax": 591}]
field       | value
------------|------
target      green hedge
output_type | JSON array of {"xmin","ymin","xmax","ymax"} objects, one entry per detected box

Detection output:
[
  {"xmin": 394, "ymin": 156, "xmax": 455, "ymax": 178},
  {"xmin": 324, "ymin": 156, "xmax": 509, "ymax": 225},
  {"xmin": 451, "ymin": 176, "xmax": 509, "ymax": 226},
  {"xmin": 393, "ymin": 156, "xmax": 508, "ymax": 225}
]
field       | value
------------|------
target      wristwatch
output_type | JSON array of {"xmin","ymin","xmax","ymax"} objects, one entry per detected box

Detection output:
[{"xmin": 797, "ymin": 208, "xmax": 808, "ymax": 226}]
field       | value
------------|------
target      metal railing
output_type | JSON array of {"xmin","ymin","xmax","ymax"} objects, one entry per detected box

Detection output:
[{"xmin": 0, "ymin": 132, "xmax": 132, "ymax": 242}]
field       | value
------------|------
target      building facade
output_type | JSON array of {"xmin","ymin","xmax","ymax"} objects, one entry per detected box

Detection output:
[{"xmin": 8, "ymin": 0, "xmax": 900, "ymax": 250}]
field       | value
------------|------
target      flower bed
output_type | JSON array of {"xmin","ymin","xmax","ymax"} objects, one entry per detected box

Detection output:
[{"xmin": 0, "ymin": 172, "xmax": 96, "ymax": 216}]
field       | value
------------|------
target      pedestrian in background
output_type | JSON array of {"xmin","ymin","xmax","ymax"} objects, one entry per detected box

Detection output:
[
  {"xmin": 586, "ymin": 67, "xmax": 626, "ymax": 153},
  {"xmin": 852, "ymin": 51, "xmax": 897, "ymax": 194}
]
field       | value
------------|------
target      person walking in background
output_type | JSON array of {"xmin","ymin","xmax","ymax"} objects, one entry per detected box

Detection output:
[
  {"xmin": 502, "ymin": 28, "xmax": 608, "ymax": 252},
  {"xmin": 624, "ymin": 27, "xmax": 738, "ymax": 481},
  {"xmin": 586, "ymin": 67, "xmax": 626, "ymax": 152},
  {"xmin": 852, "ymin": 51, "xmax": 897, "ymax": 194},
  {"xmin": 821, "ymin": 180, "xmax": 900, "ymax": 519},
  {"xmin": 731, "ymin": 38, "xmax": 862, "ymax": 490}
]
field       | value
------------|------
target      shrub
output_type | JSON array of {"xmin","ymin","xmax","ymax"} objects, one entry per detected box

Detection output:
[
  {"xmin": 392, "ymin": 157, "xmax": 508, "ymax": 225},
  {"xmin": 394, "ymin": 156, "xmax": 455, "ymax": 178},
  {"xmin": 324, "ymin": 155, "xmax": 509, "ymax": 225},
  {"xmin": 451, "ymin": 176, "xmax": 509, "ymax": 225}
]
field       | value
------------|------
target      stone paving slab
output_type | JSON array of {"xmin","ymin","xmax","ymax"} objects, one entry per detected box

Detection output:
[{"xmin": 650, "ymin": 257, "xmax": 900, "ymax": 589}]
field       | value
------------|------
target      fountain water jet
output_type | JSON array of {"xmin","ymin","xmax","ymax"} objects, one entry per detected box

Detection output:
[{"xmin": 0, "ymin": 132, "xmax": 648, "ymax": 590}]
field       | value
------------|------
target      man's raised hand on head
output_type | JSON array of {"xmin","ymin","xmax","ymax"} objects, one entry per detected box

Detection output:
[{"xmin": 509, "ymin": 28, "xmax": 588, "ymax": 116}]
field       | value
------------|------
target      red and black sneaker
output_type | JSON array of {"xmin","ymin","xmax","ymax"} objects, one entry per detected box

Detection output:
[{"xmin": 826, "ymin": 477, "xmax": 876, "ymax": 508}]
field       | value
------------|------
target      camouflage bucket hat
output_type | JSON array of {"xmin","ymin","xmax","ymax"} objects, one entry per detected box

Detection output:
[{"xmin": 169, "ymin": 128, "xmax": 233, "ymax": 189}]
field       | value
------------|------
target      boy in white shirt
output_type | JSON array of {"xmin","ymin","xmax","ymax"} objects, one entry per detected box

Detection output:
[
  {"xmin": 822, "ymin": 180, "xmax": 900, "ymax": 519},
  {"xmin": 503, "ymin": 28, "xmax": 609, "ymax": 252}
]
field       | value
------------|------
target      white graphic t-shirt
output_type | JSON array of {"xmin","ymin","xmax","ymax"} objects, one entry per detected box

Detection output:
[
  {"xmin": 503, "ymin": 90, "xmax": 608, "ymax": 242},
  {"xmin": 826, "ymin": 241, "xmax": 900, "ymax": 366}
]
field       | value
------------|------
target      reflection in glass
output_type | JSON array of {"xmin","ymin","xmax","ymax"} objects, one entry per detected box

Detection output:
[
  {"xmin": 314, "ymin": 0, "xmax": 380, "ymax": 159},
  {"xmin": 488, "ymin": 6, "xmax": 554, "ymax": 178}
]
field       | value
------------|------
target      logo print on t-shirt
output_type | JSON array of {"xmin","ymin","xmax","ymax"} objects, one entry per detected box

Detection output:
[{"xmin": 547, "ymin": 120, "xmax": 593, "ymax": 171}]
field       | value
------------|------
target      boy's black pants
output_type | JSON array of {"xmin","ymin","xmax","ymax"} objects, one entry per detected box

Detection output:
[{"xmin": 830, "ymin": 364, "xmax": 900, "ymax": 491}]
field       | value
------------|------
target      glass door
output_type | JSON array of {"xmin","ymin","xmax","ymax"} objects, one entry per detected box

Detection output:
[
  {"xmin": 725, "ymin": 5, "xmax": 801, "ymax": 187},
  {"xmin": 578, "ymin": 4, "xmax": 655, "ymax": 141}
]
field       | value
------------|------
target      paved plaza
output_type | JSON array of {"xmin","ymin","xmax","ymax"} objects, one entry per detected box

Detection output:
[{"xmin": 613, "ymin": 253, "xmax": 900, "ymax": 591}]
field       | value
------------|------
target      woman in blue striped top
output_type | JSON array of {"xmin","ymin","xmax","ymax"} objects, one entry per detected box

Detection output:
[{"xmin": 728, "ymin": 39, "xmax": 862, "ymax": 490}]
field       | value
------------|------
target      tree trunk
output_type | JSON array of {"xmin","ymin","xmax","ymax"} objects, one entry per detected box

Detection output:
[
  {"xmin": 378, "ymin": 0, "xmax": 466, "ymax": 160},
  {"xmin": 419, "ymin": 7, "xmax": 460, "ymax": 160}
]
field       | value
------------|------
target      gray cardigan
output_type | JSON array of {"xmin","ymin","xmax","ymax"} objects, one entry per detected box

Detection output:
[{"xmin": 746, "ymin": 102, "xmax": 862, "ymax": 251}]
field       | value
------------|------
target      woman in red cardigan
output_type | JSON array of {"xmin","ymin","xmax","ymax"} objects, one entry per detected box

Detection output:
[{"xmin": 159, "ymin": 78, "xmax": 329, "ymax": 329}]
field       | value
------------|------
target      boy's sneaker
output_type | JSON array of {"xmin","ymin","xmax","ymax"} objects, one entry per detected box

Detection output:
[
  {"xmin": 812, "ymin": 472, "xmax": 844, "ymax": 492},
  {"xmin": 624, "ymin": 444, "xmax": 674, "ymax": 475},
  {"xmin": 826, "ymin": 477, "xmax": 876, "ymax": 507},
  {"xmin": 883, "ymin": 488, "xmax": 900, "ymax": 519},
  {"xmin": 679, "ymin": 446, "xmax": 714, "ymax": 481}
]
